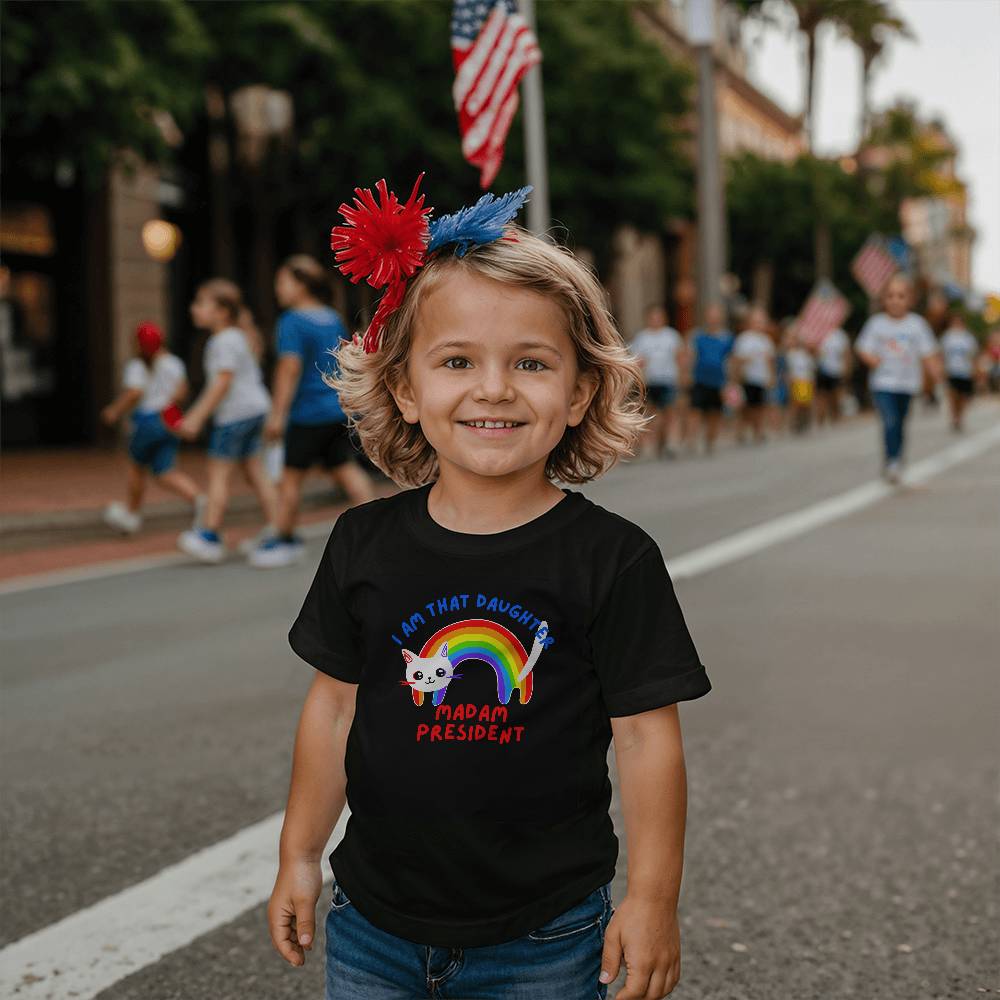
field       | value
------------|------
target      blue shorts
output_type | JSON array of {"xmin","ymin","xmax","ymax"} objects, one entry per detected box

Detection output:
[
  {"xmin": 324, "ymin": 878, "xmax": 614, "ymax": 999},
  {"xmin": 128, "ymin": 411, "xmax": 178, "ymax": 475},
  {"xmin": 208, "ymin": 415, "xmax": 264, "ymax": 461}
]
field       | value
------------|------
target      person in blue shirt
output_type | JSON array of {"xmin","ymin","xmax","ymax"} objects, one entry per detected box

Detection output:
[
  {"xmin": 251, "ymin": 255, "xmax": 375, "ymax": 568},
  {"xmin": 683, "ymin": 303, "xmax": 735, "ymax": 455}
]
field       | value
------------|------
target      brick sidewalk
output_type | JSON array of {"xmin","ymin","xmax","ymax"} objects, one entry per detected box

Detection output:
[{"xmin": 0, "ymin": 445, "xmax": 394, "ymax": 581}]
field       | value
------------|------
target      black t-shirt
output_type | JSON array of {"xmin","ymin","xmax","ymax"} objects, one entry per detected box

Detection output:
[{"xmin": 289, "ymin": 482, "xmax": 711, "ymax": 947}]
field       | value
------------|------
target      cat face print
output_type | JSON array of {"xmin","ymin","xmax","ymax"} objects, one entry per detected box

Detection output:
[{"xmin": 402, "ymin": 643, "xmax": 458, "ymax": 694}]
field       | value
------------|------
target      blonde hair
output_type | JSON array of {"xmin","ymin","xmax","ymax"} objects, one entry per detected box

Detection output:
[
  {"xmin": 198, "ymin": 278, "xmax": 243, "ymax": 323},
  {"xmin": 327, "ymin": 227, "xmax": 646, "ymax": 487}
]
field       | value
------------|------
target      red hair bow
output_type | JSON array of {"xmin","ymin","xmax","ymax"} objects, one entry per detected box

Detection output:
[{"xmin": 330, "ymin": 174, "xmax": 431, "ymax": 353}]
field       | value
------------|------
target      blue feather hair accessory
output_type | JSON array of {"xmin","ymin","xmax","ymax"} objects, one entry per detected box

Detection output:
[{"xmin": 427, "ymin": 186, "xmax": 533, "ymax": 257}]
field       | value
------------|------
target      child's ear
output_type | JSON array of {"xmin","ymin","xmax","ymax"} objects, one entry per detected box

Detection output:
[
  {"xmin": 388, "ymin": 372, "xmax": 420, "ymax": 425},
  {"xmin": 566, "ymin": 368, "xmax": 599, "ymax": 428}
]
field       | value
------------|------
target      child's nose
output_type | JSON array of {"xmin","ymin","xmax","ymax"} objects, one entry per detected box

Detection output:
[{"xmin": 473, "ymin": 365, "xmax": 515, "ymax": 402}]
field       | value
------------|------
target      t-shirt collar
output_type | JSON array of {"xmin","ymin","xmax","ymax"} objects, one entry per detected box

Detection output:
[{"xmin": 405, "ymin": 481, "xmax": 589, "ymax": 556}]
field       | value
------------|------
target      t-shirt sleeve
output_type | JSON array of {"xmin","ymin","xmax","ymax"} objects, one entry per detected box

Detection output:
[
  {"xmin": 123, "ymin": 359, "xmax": 146, "ymax": 391},
  {"xmin": 856, "ymin": 317, "xmax": 878, "ymax": 355},
  {"xmin": 288, "ymin": 518, "xmax": 363, "ymax": 683},
  {"xmin": 209, "ymin": 331, "xmax": 241, "ymax": 373},
  {"xmin": 588, "ymin": 544, "xmax": 711, "ymax": 717},
  {"xmin": 277, "ymin": 313, "xmax": 304, "ymax": 358}
]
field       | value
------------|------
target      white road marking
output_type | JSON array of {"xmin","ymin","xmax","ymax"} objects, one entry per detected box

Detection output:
[
  {"xmin": 0, "ymin": 812, "xmax": 350, "ymax": 999},
  {"xmin": 1, "ymin": 421, "xmax": 998, "ymax": 998},
  {"xmin": 667, "ymin": 420, "xmax": 1000, "ymax": 580}
]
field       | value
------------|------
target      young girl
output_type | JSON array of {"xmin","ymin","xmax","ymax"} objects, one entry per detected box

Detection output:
[
  {"xmin": 101, "ymin": 321, "xmax": 202, "ymax": 534},
  {"xmin": 267, "ymin": 179, "xmax": 712, "ymax": 1000},
  {"xmin": 176, "ymin": 279, "xmax": 277, "ymax": 562},
  {"xmin": 939, "ymin": 311, "xmax": 979, "ymax": 433},
  {"xmin": 732, "ymin": 304, "xmax": 775, "ymax": 445},
  {"xmin": 856, "ymin": 275, "xmax": 940, "ymax": 483},
  {"xmin": 786, "ymin": 326, "xmax": 817, "ymax": 435},
  {"xmin": 250, "ymin": 255, "xmax": 375, "ymax": 569}
]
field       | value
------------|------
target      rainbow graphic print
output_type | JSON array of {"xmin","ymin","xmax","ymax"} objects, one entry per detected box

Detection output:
[{"xmin": 411, "ymin": 618, "xmax": 535, "ymax": 708}]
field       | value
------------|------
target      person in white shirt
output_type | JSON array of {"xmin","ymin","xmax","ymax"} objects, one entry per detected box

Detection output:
[
  {"xmin": 100, "ymin": 321, "xmax": 203, "ymax": 535},
  {"xmin": 630, "ymin": 305, "xmax": 686, "ymax": 458},
  {"xmin": 815, "ymin": 326, "xmax": 852, "ymax": 425},
  {"xmin": 785, "ymin": 326, "xmax": 817, "ymax": 435},
  {"xmin": 176, "ymin": 279, "xmax": 278, "ymax": 563},
  {"xmin": 940, "ymin": 312, "xmax": 980, "ymax": 432},
  {"xmin": 855, "ymin": 275, "xmax": 941, "ymax": 483},
  {"xmin": 732, "ymin": 305, "xmax": 775, "ymax": 444}
]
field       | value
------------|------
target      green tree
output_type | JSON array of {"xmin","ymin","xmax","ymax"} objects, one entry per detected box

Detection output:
[{"xmin": 1, "ymin": 0, "xmax": 209, "ymax": 182}]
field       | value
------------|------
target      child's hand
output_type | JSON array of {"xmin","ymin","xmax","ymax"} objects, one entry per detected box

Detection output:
[
  {"xmin": 264, "ymin": 412, "xmax": 286, "ymax": 443},
  {"xmin": 100, "ymin": 405, "xmax": 117, "ymax": 427},
  {"xmin": 600, "ymin": 895, "xmax": 681, "ymax": 999},
  {"xmin": 176, "ymin": 415, "xmax": 202, "ymax": 441},
  {"xmin": 267, "ymin": 858, "xmax": 322, "ymax": 967}
]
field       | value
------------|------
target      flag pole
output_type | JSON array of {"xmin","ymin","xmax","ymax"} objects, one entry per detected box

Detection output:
[{"xmin": 518, "ymin": 0, "xmax": 550, "ymax": 235}]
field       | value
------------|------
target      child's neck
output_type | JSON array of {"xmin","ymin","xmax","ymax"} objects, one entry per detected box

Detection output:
[{"xmin": 428, "ymin": 460, "xmax": 565, "ymax": 535}]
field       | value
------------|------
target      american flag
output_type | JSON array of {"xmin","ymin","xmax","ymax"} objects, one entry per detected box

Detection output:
[
  {"xmin": 451, "ymin": 0, "xmax": 542, "ymax": 189},
  {"xmin": 850, "ymin": 234, "xmax": 899, "ymax": 297},
  {"xmin": 797, "ymin": 280, "xmax": 850, "ymax": 349}
]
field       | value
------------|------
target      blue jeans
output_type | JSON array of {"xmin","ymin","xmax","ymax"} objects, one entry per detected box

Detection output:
[
  {"xmin": 324, "ymin": 878, "xmax": 615, "ymax": 1000},
  {"xmin": 872, "ymin": 390, "xmax": 913, "ymax": 462},
  {"xmin": 128, "ymin": 411, "xmax": 178, "ymax": 475},
  {"xmin": 208, "ymin": 414, "xmax": 264, "ymax": 460}
]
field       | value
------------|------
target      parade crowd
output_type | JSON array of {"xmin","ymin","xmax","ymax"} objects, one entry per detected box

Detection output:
[{"xmin": 101, "ymin": 263, "xmax": 999, "ymax": 566}]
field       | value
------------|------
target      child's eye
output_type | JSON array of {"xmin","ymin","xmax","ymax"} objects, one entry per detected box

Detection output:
[
  {"xmin": 516, "ymin": 358, "xmax": 548, "ymax": 372},
  {"xmin": 443, "ymin": 357, "xmax": 472, "ymax": 369}
]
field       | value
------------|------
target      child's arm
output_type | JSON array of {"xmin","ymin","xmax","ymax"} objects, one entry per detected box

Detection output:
[
  {"xmin": 601, "ymin": 704, "xmax": 686, "ymax": 999},
  {"xmin": 100, "ymin": 388, "xmax": 143, "ymax": 426},
  {"xmin": 264, "ymin": 354, "xmax": 303, "ymax": 442},
  {"xmin": 177, "ymin": 371, "xmax": 233, "ymax": 440},
  {"xmin": 267, "ymin": 672, "xmax": 356, "ymax": 967}
]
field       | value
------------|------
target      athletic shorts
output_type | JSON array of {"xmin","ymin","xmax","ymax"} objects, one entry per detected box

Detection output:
[
  {"xmin": 690, "ymin": 383, "xmax": 723, "ymax": 412},
  {"xmin": 128, "ymin": 411, "xmax": 178, "ymax": 475},
  {"xmin": 816, "ymin": 370, "xmax": 842, "ymax": 392},
  {"xmin": 645, "ymin": 383, "xmax": 677, "ymax": 409},
  {"xmin": 948, "ymin": 376, "xmax": 974, "ymax": 397},
  {"xmin": 208, "ymin": 414, "xmax": 264, "ymax": 461},
  {"xmin": 742, "ymin": 383, "xmax": 767, "ymax": 408},
  {"xmin": 791, "ymin": 379, "xmax": 815, "ymax": 406},
  {"xmin": 285, "ymin": 420, "xmax": 355, "ymax": 470}
]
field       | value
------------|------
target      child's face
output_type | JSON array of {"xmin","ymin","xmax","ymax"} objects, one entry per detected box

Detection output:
[
  {"xmin": 274, "ymin": 268, "xmax": 301, "ymax": 309},
  {"xmin": 190, "ymin": 290, "xmax": 223, "ymax": 330},
  {"xmin": 392, "ymin": 269, "xmax": 597, "ymax": 484},
  {"xmin": 883, "ymin": 279, "xmax": 910, "ymax": 318}
]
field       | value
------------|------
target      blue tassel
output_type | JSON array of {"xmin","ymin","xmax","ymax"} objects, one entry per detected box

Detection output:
[{"xmin": 427, "ymin": 186, "xmax": 533, "ymax": 257}]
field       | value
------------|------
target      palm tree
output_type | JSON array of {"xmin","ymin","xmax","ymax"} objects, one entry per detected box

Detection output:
[{"xmin": 837, "ymin": 1, "xmax": 913, "ymax": 142}]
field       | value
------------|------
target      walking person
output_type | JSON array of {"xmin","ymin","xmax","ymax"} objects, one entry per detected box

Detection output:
[
  {"xmin": 786, "ymin": 327, "xmax": 817, "ymax": 435},
  {"xmin": 856, "ymin": 275, "xmax": 941, "ymax": 484},
  {"xmin": 176, "ymin": 279, "xmax": 277, "ymax": 562},
  {"xmin": 267, "ymin": 180, "xmax": 711, "ymax": 1000},
  {"xmin": 250, "ymin": 255, "xmax": 376, "ymax": 568},
  {"xmin": 630, "ymin": 304, "xmax": 685, "ymax": 458},
  {"xmin": 683, "ymin": 303, "xmax": 734, "ymax": 455},
  {"xmin": 101, "ymin": 321, "xmax": 203, "ymax": 535},
  {"xmin": 732, "ymin": 305, "xmax": 774, "ymax": 445},
  {"xmin": 814, "ymin": 325, "xmax": 852, "ymax": 425},
  {"xmin": 939, "ymin": 311, "xmax": 979, "ymax": 433}
]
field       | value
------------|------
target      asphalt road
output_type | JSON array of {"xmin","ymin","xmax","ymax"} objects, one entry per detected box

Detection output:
[{"xmin": 2, "ymin": 402, "xmax": 997, "ymax": 1000}]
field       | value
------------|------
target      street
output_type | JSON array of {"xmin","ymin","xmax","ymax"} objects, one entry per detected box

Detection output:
[{"xmin": 2, "ymin": 404, "xmax": 997, "ymax": 1000}]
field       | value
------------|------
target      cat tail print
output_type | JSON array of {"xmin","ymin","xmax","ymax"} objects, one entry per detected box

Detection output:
[{"xmin": 517, "ymin": 621, "xmax": 549, "ymax": 683}]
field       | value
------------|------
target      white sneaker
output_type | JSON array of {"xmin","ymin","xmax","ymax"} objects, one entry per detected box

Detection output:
[
  {"xmin": 884, "ymin": 460, "xmax": 902, "ymax": 485},
  {"xmin": 177, "ymin": 529, "xmax": 225, "ymax": 564},
  {"xmin": 238, "ymin": 525, "xmax": 277, "ymax": 556},
  {"xmin": 247, "ymin": 536, "xmax": 306, "ymax": 568},
  {"xmin": 104, "ymin": 501, "xmax": 142, "ymax": 535}
]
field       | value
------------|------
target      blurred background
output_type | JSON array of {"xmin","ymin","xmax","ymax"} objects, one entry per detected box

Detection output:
[{"xmin": 1, "ymin": 2, "xmax": 997, "ymax": 999}]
